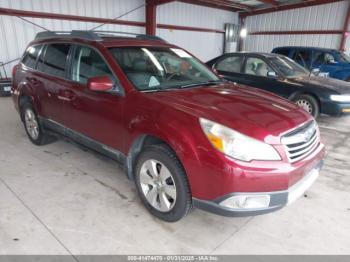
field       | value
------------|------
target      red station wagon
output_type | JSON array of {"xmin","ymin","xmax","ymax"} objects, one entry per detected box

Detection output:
[{"xmin": 12, "ymin": 31, "xmax": 325, "ymax": 222}]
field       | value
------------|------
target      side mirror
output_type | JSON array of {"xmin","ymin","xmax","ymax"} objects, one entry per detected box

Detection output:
[
  {"xmin": 267, "ymin": 71, "xmax": 277, "ymax": 78},
  {"xmin": 87, "ymin": 76, "xmax": 114, "ymax": 92},
  {"xmin": 327, "ymin": 59, "xmax": 337, "ymax": 64}
]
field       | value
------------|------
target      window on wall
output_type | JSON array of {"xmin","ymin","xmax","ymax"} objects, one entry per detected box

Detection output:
[
  {"xmin": 22, "ymin": 45, "xmax": 42, "ymax": 69},
  {"xmin": 71, "ymin": 46, "xmax": 115, "ymax": 84},
  {"xmin": 38, "ymin": 44, "xmax": 70, "ymax": 78},
  {"xmin": 215, "ymin": 56, "xmax": 243, "ymax": 73}
]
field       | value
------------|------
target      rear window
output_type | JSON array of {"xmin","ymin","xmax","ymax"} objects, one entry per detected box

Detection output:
[
  {"xmin": 37, "ymin": 43, "xmax": 70, "ymax": 78},
  {"xmin": 215, "ymin": 56, "xmax": 243, "ymax": 73},
  {"xmin": 274, "ymin": 48, "xmax": 290, "ymax": 57},
  {"xmin": 22, "ymin": 45, "xmax": 42, "ymax": 69}
]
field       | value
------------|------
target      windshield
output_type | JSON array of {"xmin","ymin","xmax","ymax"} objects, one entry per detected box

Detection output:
[
  {"xmin": 109, "ymin": 47, "xmax": 220, "ymax": 91},
  {"xmin": 337, "ymin": 52, "xmax": 350, "ymax": 63},
  {"xmin": 269, "ymin": 56, "xmax": 309, "ymax": 78}
]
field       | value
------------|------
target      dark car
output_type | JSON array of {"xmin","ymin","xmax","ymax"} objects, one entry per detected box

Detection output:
[
  {"xmin": 207, "ymin": 52, "xmax": 350, "ymax": 118},
  {"xmin": 12, "ymin": 31, "xmax": 325, "ymax": 222},
  {"xmin": 0, "ymin": 62, "xmax": 11, "ymax": 96},
  {"xmin": 272, "ymin": 46, "xmax": 350, "ymax": 82},
  {"xmin": 0, "ymin": 79, "xmax": 12, "ymax": 96}
]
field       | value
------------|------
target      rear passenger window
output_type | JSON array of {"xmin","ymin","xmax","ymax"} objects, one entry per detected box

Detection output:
[
  {"xmin": 38, "ymin": 44, "xmax": 70, "ymax": 78},
  {"xmin": 22, "ymin": 45, "xmax": 42, "ymax": 69},
  {"xmin": 215, "ymin": 56, "xmax": 243, "ymax": 73},
  {"xmin": 71, "ymin": 46, "xmax": 114, "ymax": 84}
]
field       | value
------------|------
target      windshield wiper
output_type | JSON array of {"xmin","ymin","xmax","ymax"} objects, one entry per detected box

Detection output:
[
  {"xmin": 142, "ymin": 87, "xmax": 180, "ymax": 93},
  {"xmin": 142, "ymin": 80, "xmax": 223, "ymax": 92},
  {"xmin": 180, "ymin": 80, "xmax": 222, "ymax": 89}
]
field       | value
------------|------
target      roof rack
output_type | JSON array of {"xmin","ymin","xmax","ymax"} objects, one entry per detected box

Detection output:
[
  {"xmin": 35, "ymin": 30, "xmax": 167, "ymax": 42},
  {"xmin": 93, "ymin": 31, "xmax": 166, "ymax": 42}
]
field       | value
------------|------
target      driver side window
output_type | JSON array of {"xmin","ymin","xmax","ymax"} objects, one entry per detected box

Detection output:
[
  {"xmin": 71, "ymin": 46, "xmax": 115, "ymax": 84},
  {"xmin": 244, "ymin": 57, "xmax": 275, "ymax": 77}
]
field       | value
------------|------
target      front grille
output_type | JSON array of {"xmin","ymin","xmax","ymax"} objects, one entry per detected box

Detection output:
[{"xmin": 281, "ymin": 121, "xmax": 320, "ymax": 163}]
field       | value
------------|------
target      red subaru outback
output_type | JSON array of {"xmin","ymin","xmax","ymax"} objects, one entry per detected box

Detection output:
[{"xmin": 12, "ymin": 31, "xmax": 325, "ymax": 222}]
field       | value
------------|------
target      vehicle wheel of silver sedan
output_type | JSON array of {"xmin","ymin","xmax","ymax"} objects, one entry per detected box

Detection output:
[{"xmin": 135, "ymin": 144, "xmax": 192, "ymax": 222}]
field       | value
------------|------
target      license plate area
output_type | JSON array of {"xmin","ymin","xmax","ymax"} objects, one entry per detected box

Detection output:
[
  {"xmin": 287, "ymin": 162, "xmax": 322, "ymax": 205},
  {"xmin": 3, "ymin": 86, "xmax": 11, "ymax": 92}
]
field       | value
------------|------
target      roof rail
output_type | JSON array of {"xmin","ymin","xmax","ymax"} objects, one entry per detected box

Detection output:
[
  {"xmin": 35, "ymin": 30, "xmax": 103, "ymax": 41},
  {"xmin": 34, "ymin": 30, "xmax": 166, "ymax": 42},
  {"xmin": 92, "ymin": 31, "xmax": 166, "ymax": 42}
]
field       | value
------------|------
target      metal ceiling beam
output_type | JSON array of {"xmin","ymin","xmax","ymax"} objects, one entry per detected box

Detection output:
[
  {"xmin": 249, "ymin": 29, "xmax": 343, "ymax": 35},
  {"xmin": 155, "ymin": 0, "xmax": 175, "ymax": 5},
  {"xmin": 177, "ymin": 0, "xmax": 253, "ymax": 11},
  {"xmin": 257, "ymin": 0, "xmax": 278, "ymax": 6},
  {"xmin": 154, "ymin": 0, "xmax": 253, "ymax": 12},
  {"xmin": 241, "ymin": 0, "xmax": 344, "ymax": 17}
]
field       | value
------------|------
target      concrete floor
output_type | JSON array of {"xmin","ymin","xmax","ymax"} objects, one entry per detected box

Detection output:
[{"xmin": 0, "ymin": 96, "xmax": 349, "ymax": 255}]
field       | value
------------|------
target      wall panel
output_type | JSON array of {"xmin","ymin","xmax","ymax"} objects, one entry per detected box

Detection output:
[
  {"xmin": 0, "ymin": 0, "xmax": 237, "ymax": 75},
  {"xmin": 157, "ymin": 2, "xmax": 238, "ymax": 62},
  {"xmin": 243, "ymin": 0, "xmax": 349, "ymax": 52},
  {"xmin": 0, "ymin": 0, "xmax": 145, "ymax": 75}
]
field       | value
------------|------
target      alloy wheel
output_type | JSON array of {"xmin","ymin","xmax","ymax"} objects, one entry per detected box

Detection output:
[
  {"xmin": 139, "ymin": 159, "xmax": 177, "ymax": 212},
  {"xmin": 24, "ymin": 108, "xmax": 39, "ymax": 140}
]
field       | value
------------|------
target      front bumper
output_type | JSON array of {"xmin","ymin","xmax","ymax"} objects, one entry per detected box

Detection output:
[
  {"xmin": 321, "ymin": 100, "xmax": 350, "ymax": 116},
  {"xmin": 193, "ymin": 160, "xmax": 323, "ymax": 217}
]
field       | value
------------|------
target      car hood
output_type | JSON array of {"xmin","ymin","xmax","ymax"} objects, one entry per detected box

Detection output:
[
  {"xmin": 147, "ymin": 83, "xmax": 311, "ymax": 144},
  {"xmin": 287, "ymin": 76, "xmax": 350, "ymax": 94}
]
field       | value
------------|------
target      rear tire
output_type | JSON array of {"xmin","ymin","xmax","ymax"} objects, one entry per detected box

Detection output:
[
  {"xmin": 293, "ymin": 94, "xmax": 319, "ymax": 118},
  {"xmin": 21, "ymin": 102, "xmax": 51, "ymax": 145},
  {"xmin": 134, "ymin": 144, "xmax": 192, "ymax": 222}
]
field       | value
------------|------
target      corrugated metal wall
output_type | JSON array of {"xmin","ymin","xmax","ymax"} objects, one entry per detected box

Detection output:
[
  {"xmin": 157, "ymin": 2, "xmax": 238, "ymax": 62},
  {"xmin": 0, "ymin": 0, "xmax": 237, "ymax": 76},
  {"xmin": 243, "ymin": 0, "xmax": 349, "ymax": 53},
  {"xmin": 0, "ymin": 0, "xmax": 145, "ymax": 76}
]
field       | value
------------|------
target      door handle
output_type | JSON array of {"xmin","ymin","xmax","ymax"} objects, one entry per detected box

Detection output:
[
  {"xmin": 57, "ymin": 90, "xmax": 76, "ymax": 102},
  {"xmin": 57, "ymin": 95, "xmax": 71, "ymax": 102},
  {"xmin": 64, "ymin": 90, "xmax": 76, "ymax": 99},
  {"xmin": 26, "ymin": 77, "xmax": 39, "ymax": 85}
]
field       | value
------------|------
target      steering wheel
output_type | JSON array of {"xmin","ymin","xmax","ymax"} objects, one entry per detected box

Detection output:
[{"xmin": 166, "ymin": 72, "xmax": 180, "ymax": 81}]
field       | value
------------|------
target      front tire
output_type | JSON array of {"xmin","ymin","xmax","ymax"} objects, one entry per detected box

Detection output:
[
  {"xmin": 21, "ymin": 102, "xmax": 50, "ymax": 145},
  {"xmin": 293, "ymin": 94, "xmax": 319, "ymax": 118},
  {"xmin": 134, "ymin": 144, "xmax": 192, "ymax": 222}
]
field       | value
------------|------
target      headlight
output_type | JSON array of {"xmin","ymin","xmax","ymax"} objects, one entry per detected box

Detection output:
[
  {"xmin": 199, "ymin": 118, "xmax": 281, "ymax": 162},
  {"xmin": 330, "ymin": 94, "xmax": 350, "ymax": 102}
]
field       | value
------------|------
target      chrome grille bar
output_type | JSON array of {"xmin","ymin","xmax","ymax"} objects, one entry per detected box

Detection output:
[{"xmin": 281, "ymin": 121, "xmax": 320, "ymax": 163}]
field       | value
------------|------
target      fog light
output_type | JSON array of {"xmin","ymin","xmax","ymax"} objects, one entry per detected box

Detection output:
[{"xmin": 220, "ymin": 195, "xmax": 270, "ymax": 209}]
